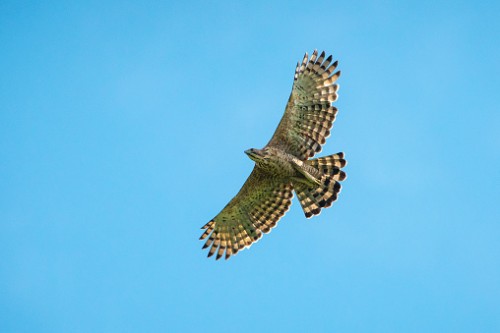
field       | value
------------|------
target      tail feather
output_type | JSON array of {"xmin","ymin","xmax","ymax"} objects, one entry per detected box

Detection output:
[
  {"xmin": 294, "ymin": 152, "xmax": 347, "ymax": 218},
  {"xmin": 308, "ymin": 152, "xmax": 346, "ymax": 171}
]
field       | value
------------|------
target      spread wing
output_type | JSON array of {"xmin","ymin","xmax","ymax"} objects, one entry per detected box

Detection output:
[
  {"xmin": 266, "ymin": 50, "xmax": 341, "ymax": 160},
  {"xmin": 200, "ymin": 167, "xmax": 293, "ymax": 260}
]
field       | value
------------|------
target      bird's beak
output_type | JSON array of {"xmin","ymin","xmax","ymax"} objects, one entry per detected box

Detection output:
[{"xmin": 245, "ymin": 149, "xmax": 259, "ymax": 160}]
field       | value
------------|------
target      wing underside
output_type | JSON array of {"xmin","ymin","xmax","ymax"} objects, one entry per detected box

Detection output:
[
  {"xmin": 200, "ymin": 167, "xmax": 293, "ymax": 260},
  {"xmin": 267, "ymin": 50, "xmax": 341, "ymax": 160}
]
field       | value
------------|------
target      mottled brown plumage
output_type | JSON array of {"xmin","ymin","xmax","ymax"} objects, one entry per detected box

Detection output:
[{"xmin": 200, "ymin": 50, "xmax": 347, "ymax": 260}]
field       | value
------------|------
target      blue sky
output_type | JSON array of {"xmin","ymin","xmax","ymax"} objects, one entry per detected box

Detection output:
[{"xmin": 1, "ymin": 0, "xmax": 499, "ymax": 332}]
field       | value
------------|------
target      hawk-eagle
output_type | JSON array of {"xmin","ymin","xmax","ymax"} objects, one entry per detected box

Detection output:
[{"xmin": 200, "ymin": 50, "xmax": 347, "ymax": 260}]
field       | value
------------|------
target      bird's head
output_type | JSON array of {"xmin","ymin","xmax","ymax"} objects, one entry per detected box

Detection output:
[{"xmin": 244, "ymin": 147, "xmax": 271, "ymax": 164}]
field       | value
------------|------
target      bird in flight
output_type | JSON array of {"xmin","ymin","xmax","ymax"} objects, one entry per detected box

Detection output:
[{"xmin": 200, "ymin": 50, "xmax": 347, "ymax": 260}]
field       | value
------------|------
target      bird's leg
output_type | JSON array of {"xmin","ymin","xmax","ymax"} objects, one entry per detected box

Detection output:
[{"xmin": 291, "ymin": 166, "xmax": 322, "ymax": 186}]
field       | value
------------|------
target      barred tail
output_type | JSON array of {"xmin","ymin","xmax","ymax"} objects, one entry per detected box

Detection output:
[{"xmin": 294, "ymin": 152, "xmax": 347, "ymax": 218}]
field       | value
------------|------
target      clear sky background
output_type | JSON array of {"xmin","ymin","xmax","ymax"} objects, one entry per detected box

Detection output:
[{"xmin": 1, "ymin": 1, "xmax": 499, "ymax": 332}]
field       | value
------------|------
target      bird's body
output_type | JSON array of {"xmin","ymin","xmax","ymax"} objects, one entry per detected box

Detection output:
[
  {"xmin": 246, "ymin": 147, "xmax": 303, "ymax": 178},
  {"xmin": 247, "ymin": 147, "xmax": 328, "ymax": 186},
  {"xmin": 200, "ymin": 50, "xmax": 347, "ymax": 260}
]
